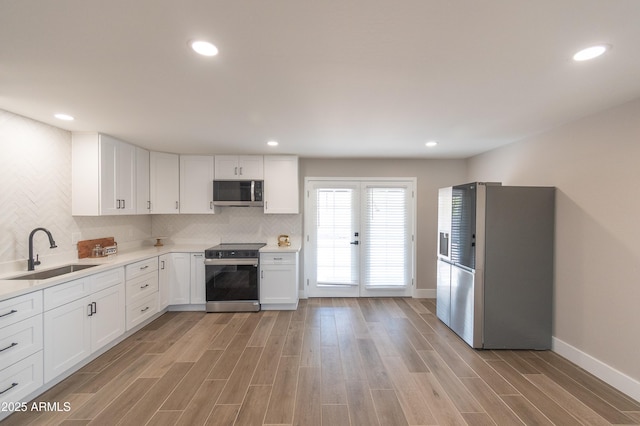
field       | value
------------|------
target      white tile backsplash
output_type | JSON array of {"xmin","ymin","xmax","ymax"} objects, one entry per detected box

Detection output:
[
  {"xmin": 0, "ymin": 110, "xmax": 153, "ymax": 274},
  {"xmin": 151, "ymin": 208, "xmax": 302, "ymax": 247}
]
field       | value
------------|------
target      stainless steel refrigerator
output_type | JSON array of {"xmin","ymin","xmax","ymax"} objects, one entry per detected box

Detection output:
[{"xmin": 436, "ymin": 182, "xmax": 555, "ymax": 349}]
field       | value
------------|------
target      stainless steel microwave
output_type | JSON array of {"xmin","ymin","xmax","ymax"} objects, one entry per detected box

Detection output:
[{"xmin": 213, "ymin": 180, "xmax": 264, "ymax": 207}]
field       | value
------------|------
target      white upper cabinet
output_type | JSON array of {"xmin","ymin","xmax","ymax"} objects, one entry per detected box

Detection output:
[
  {"xmin": 214, "ymin": 155, "xmax": 263, "ymax": 180},
  {"xmin": 135, "ymin": 147, "xmax": 150, "ymax": 214},
  {"xmin": 150, "ymin": 151, "xmax": 180, "ymax": 214},
  {"xmin": 180, "ymin": 155, "xmax": 215, "ymax": 214},
  {"xmin": 264, "ymin": 155, "xmax": 299, "ymax": 214},
  {"xmin": 72, "ymin": 133, "xmax": 136, "ymax": 216}
]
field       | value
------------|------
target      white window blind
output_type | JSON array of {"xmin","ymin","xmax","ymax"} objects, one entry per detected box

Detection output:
[
  {"xmin": 363, "ymin": 186, "xmax": 408, "ymax": 287},
  {"xmin": 316, "ymin": 188, "xmax": 357, "ymax": 285}
]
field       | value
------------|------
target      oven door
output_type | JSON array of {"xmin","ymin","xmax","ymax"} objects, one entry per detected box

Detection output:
[{"xmin": 205, "ymin": 258, "xmax": 260, "ymax": 312}]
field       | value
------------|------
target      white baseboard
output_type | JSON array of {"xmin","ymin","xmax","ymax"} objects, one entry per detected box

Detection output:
[
  {"xmin": 553, "ymin": 337, "xmax": 640, "ymax": 403},
  {"xmin": 413, "ymin": 289, "xmax": 436, "ymax": 298}
]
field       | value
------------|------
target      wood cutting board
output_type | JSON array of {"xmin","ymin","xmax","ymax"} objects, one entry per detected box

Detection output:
[{"xmin": 78, "ymin": 237, "xmax": 116, "ymax": 259}]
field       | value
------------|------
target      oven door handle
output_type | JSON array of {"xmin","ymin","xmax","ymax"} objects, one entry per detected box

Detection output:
[{"xmin": 204, "ymin": 258, "xmax": 259, "ymax": 266}]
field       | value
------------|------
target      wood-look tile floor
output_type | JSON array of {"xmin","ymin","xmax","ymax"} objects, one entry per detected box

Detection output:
[{"xmin": 4, "ymin": 298, "xmax": 640, "ymax": 425}]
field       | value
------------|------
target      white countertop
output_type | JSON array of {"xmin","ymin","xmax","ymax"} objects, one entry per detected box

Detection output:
[
  {"xmin": 0, "ymin": 244, "xmax": 210, "ymax": 302},
  {"xmin": 260, "ymin": 244, "xmax": 301, "ymax": 253}
]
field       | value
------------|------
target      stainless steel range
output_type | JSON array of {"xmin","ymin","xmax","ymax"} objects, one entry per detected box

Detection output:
[{"xmin": 204, "ymin": 243, "xmax": 266, "ymax": 312}]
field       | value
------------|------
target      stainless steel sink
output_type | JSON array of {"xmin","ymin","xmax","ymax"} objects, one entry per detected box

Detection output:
[{"xmin": 7, "ymin": 264, "xmax": 98, "ymax": 280}]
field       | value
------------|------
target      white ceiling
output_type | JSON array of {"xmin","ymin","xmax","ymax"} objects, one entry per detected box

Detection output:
[{"xmin": 1, "ymin": 0, "xmax": 639, "ymax": 158}]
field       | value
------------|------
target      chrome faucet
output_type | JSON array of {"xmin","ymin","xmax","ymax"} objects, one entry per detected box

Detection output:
[{"xmin": 28, "ymin": 227, "xmax": 57, "ymax": 271}]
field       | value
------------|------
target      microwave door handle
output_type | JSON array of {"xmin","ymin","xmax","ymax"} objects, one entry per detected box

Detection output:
[{"xmin": 251, "ymin": 181, "xmax": 255, "ymax": 202}]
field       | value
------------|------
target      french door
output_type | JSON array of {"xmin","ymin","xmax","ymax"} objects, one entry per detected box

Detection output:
[{"xmin": 304, "ymin": 179, "xmax": 415, "ymax": 297}]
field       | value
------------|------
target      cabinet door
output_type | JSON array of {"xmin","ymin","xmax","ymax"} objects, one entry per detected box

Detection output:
[
  {"xmin": 158, "ymin": 254, "xmax": 170, "ymax": 310},
  {"xmin": 150, "ymin": 151, "xmax": 180, "ymax": 214},
  {"xmin": 238, "ymin": 155, "xmax": 264, "ymax": 179},
  {"xmin": 44, "ymin": 297, "xmax": 91, "ymax": 383},
  {"xmin": 136, "ymin": 147, "xmax": 150, "ymax": 214},
  {"xmin": 180, "ymin": 155, "xmax": 215, "ymax": 214},
  {"xmin": 169, "ymin": 253, "xmax": 191, "ymax": 304},
  {"xmin": 214, "ymin": 155, "xmax": 240, "ymax": 179},
  {"xmin": 90, "ymin": 283, "xmax": 125, "ymax": 351},
  {"xmin": 116, "ymin": 141, "xmax": 136, "ymax": 214},
  {"xmin": 264, "ymin": 156, "xmax": 299, "ymax": 214},
  {"xmin": 99, "ymin": 136, "xmax": 119, "ymax": 215},
  {"xmin": 190, "ymin": 253, "xmax": 206, "ymax": 303},
  {"xmin": 260, "ymin": 264, "xmax": 297, "ymax": 304}
]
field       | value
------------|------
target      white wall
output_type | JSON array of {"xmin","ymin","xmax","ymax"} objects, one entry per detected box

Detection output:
[
  {"xmin": 300, "ymin": 158, "xmax": 467, "ymax": 291},
  {"xmin": 0, "ymin": 110, "xmax": 151, "ymax": 274},
  {"xmin": 467, "ymin": 98, "xmax": 640, "ymax": 400}
]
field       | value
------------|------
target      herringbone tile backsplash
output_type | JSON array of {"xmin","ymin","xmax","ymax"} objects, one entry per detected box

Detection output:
[
  {"xmin": 152, "ymin": 209, "xmax": 301, "ymax": 246},
  {"xmin": 1, "ymin": 109, "xmax": 301, "ymax": 272}
]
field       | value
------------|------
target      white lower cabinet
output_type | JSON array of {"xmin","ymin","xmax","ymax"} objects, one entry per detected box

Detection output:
[
  {"xmin": 0, "ymin": 351, "xmax": 43, "ymax": 406},
  {"xmin": 125, "ymin": 258, "xmax": 159, "ymax": 330},
  {"xmin": 126, "ymin": 293, "xmax": 158, "ymax": 331},
  {"xmin": 158, "ymin": 254, "xmax": 170, "ymax": 311},
  {"xmin": 169, "ymin": 253, "xmax": 191, "ymax": 305},
  {"xmin": 260, "ymin": 251, "xmax": 299, "ymax": 310},
  {"xmin": 43, "ymin": 268, "xmax": 125, "ymax": 383},
  {"xmin": 190, "ymin": 253, "xmax": 205, "ymax": 304},
  {"xmin": 0, "ymin": 291, "xmax": 43, "ymax": 406},
  {"xmin": 166, "ymin": 252, "xmax": 205, "ymax": 306}
]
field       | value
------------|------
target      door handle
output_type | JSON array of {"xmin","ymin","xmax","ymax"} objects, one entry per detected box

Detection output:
[{"xmin": 350, "ymin": 241, "xmax": 359, "ymax": 245}]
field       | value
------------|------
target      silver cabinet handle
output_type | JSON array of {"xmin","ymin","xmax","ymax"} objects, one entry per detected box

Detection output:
[
  {"xmin": 0, "ymin": 382, "xmax": 18, "ymax": 395},
  {"xmin": 234, "ymin": 166, "xmax": 238, "ymax": 175},
  {"xmin": 161, "ymin": 260, "xmax": 165, "ymax": 269},
  {"xmin": 175, "ymin": 201, "xmax": 179, "ymax": 210},
  {"xmin": 0, "ymin": 309, "xmax": 17, "ymax": 318},
  {"xmin": 210, "ymin": 201, "xmax": 213, "ymax": 210},
  {"xmin": 140, "ymin": 265, "xmax": 149, "ymax": 270},
  {"xmin": 122, "ymin": 199, "xmax": 125, "ymax": 209},
  {"xmin": 87, "ymin": 303, "xmax": 93, "ymax": 317},
  {"xmin": 0, "ymin": 342, "xmax": 18, "ymax": 353},
  {"xmin": 141, "ymin": 306, "xmax": 150, "ymax": 313},
  {"xmin": 261, "ymin": 270, "xmax": 264, "ymax": 279},
  {"xmin": 140, "ymin": 284, "xmax": 149, "ymax": 289},
  {"xmin": 239, "ymin": 166, "xmax": 243, "ymax": 175},
  {"xmin": 147, "ymin": 200, "xmax": 151, "ymax": 210},
  {"xmin": 92, "ymin": 301, "xmax": 97, "ymax": 315}
]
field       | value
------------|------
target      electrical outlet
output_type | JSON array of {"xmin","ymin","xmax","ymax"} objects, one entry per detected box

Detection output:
[{"xmin": 71, "ymin": 232, "xmax": 81, "ymax": 244}]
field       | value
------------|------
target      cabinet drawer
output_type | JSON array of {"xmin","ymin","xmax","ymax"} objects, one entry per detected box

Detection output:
[
  {"xmin": 126, "ymin": 258, "xmax": 158, "ymax": 280},
  {"xmin": 126, "ymin": 292, "xmax": 158, "ymax": 331},
  {"xmin": 91, "ymin": 267, "xmax": 124, "ymax": 293},
  {"xmin": 44, "ymin": 278, "xmax": 90, "ymax": 311},
  {"xmin": 260, "ymin": 253, "xmax": 296, "ymax": 264},
  {"xmin": 0, "ymin": 292, "xmax": 43, "ymax": 328},
  {"xmin": 0, "ymin": 315, "xmax": 43, "ymax": 370},
  {"xmin": 0, "ymin": 351, "xmax": 43, "ymax": 405},
  {"xmin": 126, "ymin": 271, "xmax": 159, "ymax": 304}
]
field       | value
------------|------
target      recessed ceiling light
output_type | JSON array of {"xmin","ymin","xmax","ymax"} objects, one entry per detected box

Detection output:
[
  {"xmin": 267, "ymin": 140, "xmax": 279, "ymax": 147},
  {"xmin": 54, "ymin": 113, "xmax": 74, "ymax": 121},
  {"xmin": 425, "ymin": 141, "xmax": 438, "ymax": 148},
  {"xmin": 190, "ymin": 40, "xmax": 218, "ymax": 57},
  {"xmin": 573, "ymin": 44, "xmax": 610, "ymax": 61}
]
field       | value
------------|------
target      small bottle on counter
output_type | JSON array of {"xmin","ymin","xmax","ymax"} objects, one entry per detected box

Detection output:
[{"xmin": 92, "ymin": 244, "xmax": 103, "ymax": 257}]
